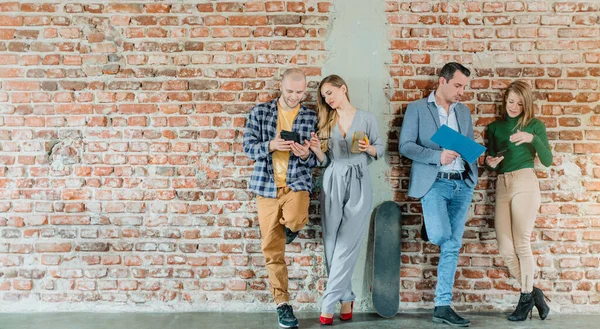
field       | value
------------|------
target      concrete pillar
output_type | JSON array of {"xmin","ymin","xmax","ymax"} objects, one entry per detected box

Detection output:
[{"xmin": 321, "ymin": 0, "xmax": 394, "ymax": 310}]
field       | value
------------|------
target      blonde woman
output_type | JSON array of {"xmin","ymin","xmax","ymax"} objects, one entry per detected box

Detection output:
[
  {"xmin": 309, "ymin": 74, "xmax": 383, "ymax": 325},
  {"xmin": 486, "ymin": 80, "xmax": 552, "ymax": 321}
]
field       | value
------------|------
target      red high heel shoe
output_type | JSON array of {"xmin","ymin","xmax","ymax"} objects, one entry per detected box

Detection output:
[
  {"xmin": 319, "ymin": 315, "xmax": 334, "ymax": 325},
  {"xmin": 339, "ymin": 301, "xmax": 354, "ymax": 321}
]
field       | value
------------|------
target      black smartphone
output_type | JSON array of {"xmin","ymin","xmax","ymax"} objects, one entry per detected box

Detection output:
[
  {"xmin": 495, "ymin": 149, "xmax": 507, "ymax": 157},
  {"xmin": 280, "ymin": 130, "xmax": 300, "ymax": 144}
]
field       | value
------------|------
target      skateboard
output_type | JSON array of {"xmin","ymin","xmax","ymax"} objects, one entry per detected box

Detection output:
[{"xmin": 372, "ymin": 201, "xmax": 402, "ymax": 318}]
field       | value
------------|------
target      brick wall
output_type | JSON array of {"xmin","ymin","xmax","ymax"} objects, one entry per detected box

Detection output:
[
  {"xmin": 387, "ymin": 1, "xmax": 600, "ymax": 310},
  {"xmin": 0, "ymin": 1, "xmax": 330, "ymax": 310},
  {"xmin": 0, "ymin": 0, "xmax": 598, "ymax": 312}
]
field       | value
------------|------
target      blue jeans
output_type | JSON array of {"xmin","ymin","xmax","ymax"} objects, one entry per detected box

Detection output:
[{"xmin": 421, "ymin": 178, "xmax": 474, "ymax": 306}]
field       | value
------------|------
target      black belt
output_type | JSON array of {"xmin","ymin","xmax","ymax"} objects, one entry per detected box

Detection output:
[{"xmin": 437, "ymin": 171, "xmax": 465, "ymax": 180}]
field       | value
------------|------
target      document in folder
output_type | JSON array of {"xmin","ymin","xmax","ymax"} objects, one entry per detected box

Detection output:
[{"xmin": 430, "ymin": 124, "xmax": 486, "ymax": 164}]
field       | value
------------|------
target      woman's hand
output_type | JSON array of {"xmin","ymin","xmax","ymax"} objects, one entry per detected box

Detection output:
[
  {"xmin": 309, "ymin": 132, "xmax": 322, "ymax": 154},
  {"xmin": 358, "ymin": 140, "xmax": 376, "ymax": 157},
  {"xmin": 308, "ymin": 132, "xmax": 326, "ymax": 164},
  {"xmin": 485, "ymin": 155, "xmax": 504, "ymax": 168},
  {"xmin": 510, "ymin": 130, "xmax": 534, "ymax": 146}
]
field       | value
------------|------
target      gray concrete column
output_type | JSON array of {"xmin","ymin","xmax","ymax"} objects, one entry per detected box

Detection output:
[{"xmin": 321, "ymin": 0, "xmax": 394, "ymax": 310}]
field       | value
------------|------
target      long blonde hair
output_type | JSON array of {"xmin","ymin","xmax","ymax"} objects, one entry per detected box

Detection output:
[
  {"xmin": 504, "ymin": 80, "xmax": 535, "ymax": 129},
  {"xmin": 316, "ymin": 74, "xmax": 350, "ymax": 151}
]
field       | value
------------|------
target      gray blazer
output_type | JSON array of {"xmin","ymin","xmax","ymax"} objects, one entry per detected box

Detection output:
[{"xmin": 399, "ymin": 97, "xmax": 478, "ymax": 198}]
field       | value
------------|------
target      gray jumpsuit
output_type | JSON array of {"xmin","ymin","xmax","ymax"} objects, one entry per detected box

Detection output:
[{"xmin": 319, "ymin": 110, "xmax": 384, "ymax": 314}]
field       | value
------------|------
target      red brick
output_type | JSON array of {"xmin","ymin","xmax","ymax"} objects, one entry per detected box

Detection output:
[
  {"xmin": 266, "ymin": 2, "xmax": 284, "ymax": 12},
  {"xmin": 0, "ymin": 16, "xmax": 23, "ymax": 26},
  {"xmin": 287, "ymin": 2, "xmax": 306, "ymax": 12},
  {"xmin": 390, "ymin": 40, "xmax": 420, "ymax": 50},
  {"xmin": 35, "ymin": 243, "xmax": 72, "ymax": 253},
  {"xmin": 462, "ymin": 269, "xmax": 485, "ymax": 278},
  {"xmin": 583, "ymin": 231, "xmax": 600, "ymax": 240},
  {"xmin": 561, "ymin": 270, "xmax": 584, "ymax": 280},
  {"xmin": 269, "ymin": 40, "xmax": 296, "ymax": 50},
  {"xmin": 197, "ymin": 3, "xmax": 213, "ymax": 12},
  {"xmin": 118, "ymin": 281, "xmax": 138, "ymax": 291},
  {"xmin": 106, "ymin": 4, "xmax": 143, "ymax": 13},
  {"xmin": 145, "ymin": 4, "xmax": 171, "ymax": 13},
  {"xmin": 13, "ymin": 279, "xmax": 32, "ymax": 291},
  {"xmin": 217, "ymin": 2, "xmax": 243, "ymax": 12},
  {"xmin": 506, "ymin": 2, "xmax": 525, "ymax": 11},
  {"xmin": 118, "ymin": 104, "xmax": 157, "ymax": 114},
  {"xmin": 318, "ymin": 2, "xmax": 331, "ymax": 12},
  {"xmin": 229, "ymin": 16, "xmax": 267, "ymax": 26},
  {"xmin": 581, "ymin": 257, "xmax": 600, "ymax": 268}
]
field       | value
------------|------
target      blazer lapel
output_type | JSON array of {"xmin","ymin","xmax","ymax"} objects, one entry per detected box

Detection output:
[
  {"xmin": 427, "ymin": 102, "xmax": 441, "ymax": 128},
  {"xmin": 454, "ymin": 105, "xmax": 466, "ymax": 136}
]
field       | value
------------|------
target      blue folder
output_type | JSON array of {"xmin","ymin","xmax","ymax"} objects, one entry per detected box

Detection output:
[{"xmin": 430, "ymin": 124, "xmax": 486, "ymax": 164}]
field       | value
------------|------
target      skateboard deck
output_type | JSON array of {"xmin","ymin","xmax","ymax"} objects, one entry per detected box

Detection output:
[{"xmin": 372, "ymin": 201, "xmax": 402, "ymax": 318}]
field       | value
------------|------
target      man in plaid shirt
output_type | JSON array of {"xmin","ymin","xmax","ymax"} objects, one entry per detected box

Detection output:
[{"xmin": 243, "ymin": 68, "xmax": 318, "ymax": 328}]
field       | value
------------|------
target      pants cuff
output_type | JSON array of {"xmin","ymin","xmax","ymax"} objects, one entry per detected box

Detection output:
[{"xmin": 275, "ymin": 297, "xmax": 289, "ymax": 305}]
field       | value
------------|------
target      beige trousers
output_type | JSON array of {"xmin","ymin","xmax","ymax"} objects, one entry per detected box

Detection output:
[
  {"xmin": 495, "ymin": 168, "xmax": 541, "ymax": 293},
  {"xmin": 256, "ymin": 187, "xmax": 309, "ymax": 304}
]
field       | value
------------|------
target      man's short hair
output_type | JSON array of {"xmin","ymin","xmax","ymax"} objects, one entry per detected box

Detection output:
[
  {"xmin": 282, "ymin": 68, "xmax": 306, "ymax": 82},
  {"xmin": 439, "ymin": 62, "xmax": 471, "ymax": 82}
]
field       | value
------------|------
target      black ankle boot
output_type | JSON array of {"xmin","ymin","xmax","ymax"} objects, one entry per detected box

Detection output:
[
  {"xmin": 508, "ymin": 292, "xmax": 535, "ymax": 321},
  {"xmin": 433, "ymin": 306, "xmax": 471, "ymax": 327},
  {"xmin": 532, "ymin": 287, "xmax": 550, "ymax": 320}
]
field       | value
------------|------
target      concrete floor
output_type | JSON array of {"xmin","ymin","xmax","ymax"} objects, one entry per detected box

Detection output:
[{"xmin": 1, "ymin": 312, "xmax": 600, "ymax": 329}]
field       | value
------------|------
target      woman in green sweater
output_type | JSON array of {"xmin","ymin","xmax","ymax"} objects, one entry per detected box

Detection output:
[{"xmin": 486, "ymin": 80, "xmax": 552, "ymax": 321}]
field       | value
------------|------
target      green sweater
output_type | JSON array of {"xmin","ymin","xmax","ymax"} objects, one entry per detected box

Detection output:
[{"xmin": 487, "ymin": 115, "xmax": 553, "ymax": 174}]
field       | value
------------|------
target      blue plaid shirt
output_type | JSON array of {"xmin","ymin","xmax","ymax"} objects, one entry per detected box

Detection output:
[{"xmin": 243, "ymin": 98, "xmax": 318, "ymax": 198}]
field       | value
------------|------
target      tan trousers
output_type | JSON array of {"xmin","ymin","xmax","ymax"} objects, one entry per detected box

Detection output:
[
  {"xmin": 495, "ymin": 168, "xmax": 541, "ymax": 293},
  {"xmin": 256, "ymin": 187, "xmax": 309, "ymax": 304}
]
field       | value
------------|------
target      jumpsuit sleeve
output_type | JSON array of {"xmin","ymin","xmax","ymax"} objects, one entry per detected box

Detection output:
[{"xmin": 366, "ymin": 112, "xmax": 384, "ymax": 160}]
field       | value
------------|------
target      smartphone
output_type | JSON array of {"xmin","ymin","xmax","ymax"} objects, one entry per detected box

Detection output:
[
  {"xmin": 351, "ymin": 131, "xmax": 366, "ymax": 154},
  {"xmin": 495, "ymin": 149, "xmax": 507, "ymax": 157},
  {"xmin": 280, "ymin": 130, "xmax": 300, "ymax": 144}
]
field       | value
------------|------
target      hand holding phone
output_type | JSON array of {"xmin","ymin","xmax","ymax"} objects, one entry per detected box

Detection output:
[
  {"xmin": 269, "ymin": 131, "xmax": 295, "ymax": 152},
  {"xmin": 485, "ymin": 150, "xmax": 505, "ymax": 169},
  {"xmin": 280, "ymin": 130, "xmax": 301, "ymax": 144}
]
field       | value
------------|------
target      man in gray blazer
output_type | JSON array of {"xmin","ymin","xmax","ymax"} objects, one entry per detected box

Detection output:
[{"xmin": 399, "ymin": 62, "xmax": 477, "ymax": 327}]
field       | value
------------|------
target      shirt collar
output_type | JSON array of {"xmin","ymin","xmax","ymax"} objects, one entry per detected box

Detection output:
[{"xmin": 428, "ymin": 91, "xmax": 457, "ymax": 113}]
